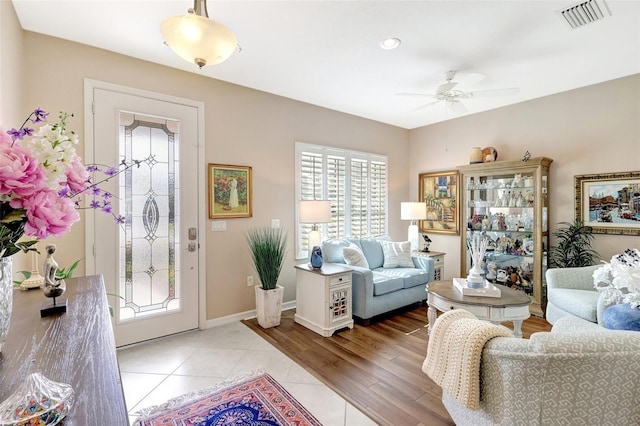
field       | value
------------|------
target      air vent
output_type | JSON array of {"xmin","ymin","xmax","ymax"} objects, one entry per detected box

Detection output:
[{"xmin": 559, "ymin": 0, "xmax": 610, "ymax": 29}]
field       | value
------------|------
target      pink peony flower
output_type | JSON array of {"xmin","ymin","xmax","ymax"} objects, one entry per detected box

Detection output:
[
  {"xmin": 0, "ymin": 144, "xmax": 47, "ymax": 197},
  {"xmin": 10, "ymin": 189, "xmax": 80, "ymax": 239},
  {"xmin": 65, "ymin": 154, "xmax": 90, "ymax": 193}
]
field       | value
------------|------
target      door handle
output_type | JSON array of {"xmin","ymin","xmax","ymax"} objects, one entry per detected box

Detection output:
[{"xmin": 187, "ymin": 242, "xmax": 197, "ymax": 252}]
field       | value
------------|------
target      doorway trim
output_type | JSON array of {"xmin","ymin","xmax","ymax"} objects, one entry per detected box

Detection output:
[{"xmin": 83, "ymin": 78, "xmax": 207, "ymax": 331}]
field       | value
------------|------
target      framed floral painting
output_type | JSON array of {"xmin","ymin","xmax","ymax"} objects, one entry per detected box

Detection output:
[
  {"xmin": 419, "ymin": 170, "xmax": 459, "ymax": 235},
  {"xmin": 208, "ymin": 164, "xmax": 253, "ymax": 219},
  {"xmin": 575, "ymin": 171, "xmax": 640, "ymax": 235}
]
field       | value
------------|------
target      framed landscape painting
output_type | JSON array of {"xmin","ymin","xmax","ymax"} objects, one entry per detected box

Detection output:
[
  {"xmin": 208, "ymin": 164, "xmax": 253, "ymax": 219},
  {"xmin": 419, "ymin": 170, "xmax": 459, "ymax": 235},
  {"xmin": 575, "ymin": 171, "xmax": 640, "ymax": 235}
]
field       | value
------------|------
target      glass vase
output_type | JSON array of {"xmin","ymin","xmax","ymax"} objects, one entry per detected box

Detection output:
[{"xmin": 0, "ymin": 256, "xmax": 13, "ymax": 353}]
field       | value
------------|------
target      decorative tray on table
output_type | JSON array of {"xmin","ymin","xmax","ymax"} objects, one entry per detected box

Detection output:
[{"xmin": 453, "ymin": 278, "xmax": 502, "ymax": 298}]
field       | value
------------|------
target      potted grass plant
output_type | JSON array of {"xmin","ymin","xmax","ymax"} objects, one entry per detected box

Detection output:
[{"xmin": 247, "ymin": 226, "xmax": 287, "ymax": 328}]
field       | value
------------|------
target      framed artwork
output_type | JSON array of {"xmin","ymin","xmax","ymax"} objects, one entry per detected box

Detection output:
[
  {"xmin": 575, "ymin": 171, "xmax": 640, "ymax": 235},
  {"xmin": 419, "ymin": 170, "xmax": 459, "ymax": 235},
  {"xmin": 208, "ymin": 164, "xmax": 253, "ymax": 219}
]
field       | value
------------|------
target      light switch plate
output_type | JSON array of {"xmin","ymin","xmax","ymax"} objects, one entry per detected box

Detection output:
[{"xmin": 211, "ymin": 221, "xmax": 226, "ymax": 232}]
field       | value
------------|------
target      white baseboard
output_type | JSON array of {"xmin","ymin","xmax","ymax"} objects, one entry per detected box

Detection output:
[{"xmin": 203, "ymin": 300, "xmax": 297, "ymax": 329}]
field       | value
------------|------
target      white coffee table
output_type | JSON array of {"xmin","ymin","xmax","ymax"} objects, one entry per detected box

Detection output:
[{"xmin": 426, "ymin": 280, "xmax": 531, "ymax": 338}]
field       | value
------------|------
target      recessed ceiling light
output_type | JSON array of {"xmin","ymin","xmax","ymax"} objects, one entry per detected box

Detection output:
[{"xmin": 379, "ymin": 37, "xmax": 401, "ymax": 50}]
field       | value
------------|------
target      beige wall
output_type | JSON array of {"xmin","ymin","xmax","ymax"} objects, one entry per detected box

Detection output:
[
  {"xmin": 13, "ymin": 30, "xmax": 409, "ymax": 320},
  {"xmin": 0, "ymin": 0, "xmax": 22, "ymax": 124},
  {"xmin": 409, "ymin": 74, "xmax": 640, "ymax": 279},
  {"xmin": 5, "ymin": 3, "xmax": 640, "ymax": 321},
  {"xmin": 0, "ymin": 1, "xmax": 29, "ymax": 275}
]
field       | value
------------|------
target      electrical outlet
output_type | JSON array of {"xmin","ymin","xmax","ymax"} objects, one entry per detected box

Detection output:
[
  {"xmin": 271, "ymin": 219, "xmax": 280, "ymax": 228},
  {"xmin": 247, "ymin": 276, "xmax": 254, "ymax": 286}
]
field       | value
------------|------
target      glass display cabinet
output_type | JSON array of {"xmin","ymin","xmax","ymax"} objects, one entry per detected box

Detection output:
[{"xmin": 458, "ymin": 157, "xmax": 553, "ymax": 316}]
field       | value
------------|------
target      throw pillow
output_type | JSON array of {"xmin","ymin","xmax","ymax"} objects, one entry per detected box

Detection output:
[
  {"xmin": 343, "ymin": 244, "xmax": 370, "ymax": 268},
  {"xmin": 381, "ymin": 241, "xmax": 414, "ymax": 268},
  {"xmin": 321, "ymin": 239, "xmax": 350, "ymax": 263}
]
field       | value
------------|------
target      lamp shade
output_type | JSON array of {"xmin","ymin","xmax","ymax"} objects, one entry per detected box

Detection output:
[
  {"xmin": 160, "ymin": 7, "xmax": 237, "ymax": 68},
  {"xmin": 401, "ymin": 202, "xmax": 427, "ymax": 221},
  {"xmin": 299, "ymin": 200, "xmax": 332, "ymax": 223}
]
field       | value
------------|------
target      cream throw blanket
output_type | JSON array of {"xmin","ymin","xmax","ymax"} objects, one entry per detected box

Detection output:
[{"xmin": 422, "ymin": 309, "xmax": 512, "ymax": 410}]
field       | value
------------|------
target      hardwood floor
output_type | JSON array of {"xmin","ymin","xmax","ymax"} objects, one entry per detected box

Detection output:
[{"xmin": 243, "ymin": 305, "xmax": 552, "ymax": 426}]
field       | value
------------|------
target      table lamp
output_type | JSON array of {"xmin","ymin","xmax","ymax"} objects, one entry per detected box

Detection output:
[
  {"xmin": 299, "ymin": 200, "xmax": 332, "ymax": 257},
  {"xmin": 401, "ymin": 202, "xmax": 427, "ymax": 251}
]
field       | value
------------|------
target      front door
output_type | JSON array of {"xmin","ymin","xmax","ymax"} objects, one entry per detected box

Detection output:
[{"xmin": 87, "ymin": 83, "xmax": 202, "ymax": 346}]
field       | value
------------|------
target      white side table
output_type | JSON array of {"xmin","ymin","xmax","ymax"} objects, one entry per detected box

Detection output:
[
  {"xmin": 294, "ymin": 263, "xmax": 354, "ymax": 337},
  {"xmin": 413, "ymin": 251, "xmax": 445, "ymax": 281}
]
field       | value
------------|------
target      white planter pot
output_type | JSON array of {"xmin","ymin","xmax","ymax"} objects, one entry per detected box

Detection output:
[{"xmin": 255, "ymin": 285, "xmax": 283, "ymax": 328}]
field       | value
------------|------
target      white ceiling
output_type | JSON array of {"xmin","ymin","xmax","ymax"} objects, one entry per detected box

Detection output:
[{"xmin": 11, "ymin": 0, "xmax": 640, "ymax": 129}]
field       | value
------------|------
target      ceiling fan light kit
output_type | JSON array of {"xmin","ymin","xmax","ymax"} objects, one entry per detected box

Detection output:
[{"xmin": 160, "ymin": 0, "xmax": 237, "ymax": 68}]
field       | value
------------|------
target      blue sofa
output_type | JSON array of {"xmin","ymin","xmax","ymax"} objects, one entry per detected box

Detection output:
[{"xmin": 321, "ymin": 236, "xmax": 434, "ymax": 323}]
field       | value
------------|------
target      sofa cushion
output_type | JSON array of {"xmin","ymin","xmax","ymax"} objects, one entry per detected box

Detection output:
[
  {"xmin": 372, "ymin": 271, "xmax": 404, "ymax": 296},
  {"xmin": 360, "ymin": 238, "xmax": 385, "ymax": 269},
  {"xmin": 373, "ymin": 267, "xmax": 428, "ymax": 289},
  {"xmin": 549, "ymin": 289, "xmax": 600, "ymax": 322},
  {"xmin": 343, "ymin": 244, "xmax": 370, "ymax": 268},
  {"xmin": 380, "ymin": 240, "xmax": 413, "ymax": 268},
  {"xmin": 322, "ymin": 239, "xmax": 350, "ymax": 264}
]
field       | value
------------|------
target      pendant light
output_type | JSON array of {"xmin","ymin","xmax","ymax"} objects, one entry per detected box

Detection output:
[{"xmin": 160, "ymin": 0, "xmax": 237, "ymax": 69}]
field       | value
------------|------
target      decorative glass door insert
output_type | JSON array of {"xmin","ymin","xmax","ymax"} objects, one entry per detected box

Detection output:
[{"xmin": 118, "ymin": 113, "xmax": 181, "ymax": 321}]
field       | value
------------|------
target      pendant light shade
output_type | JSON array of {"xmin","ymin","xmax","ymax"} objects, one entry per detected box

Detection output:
[{"xmin": 160, "ymin": 0, "xmax": 237, "ymax": 69}]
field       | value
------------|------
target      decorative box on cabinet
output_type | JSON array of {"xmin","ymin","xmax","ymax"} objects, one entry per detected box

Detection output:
[
  {"xmin": 414, "ymin": 251, "xmax": 445, "ymax": 281},
  {"xmin": 458, "ymin": 157, "xmax": 552, "ymax": 317},
  {"xmin": 294, "ymin": 263, "xmax": 354, "ymax": 337}
]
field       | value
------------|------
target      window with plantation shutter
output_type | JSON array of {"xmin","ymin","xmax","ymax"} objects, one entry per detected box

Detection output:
[{"xmin": 295, "ymin": 142, "xmax": 388, "ymax": 259}]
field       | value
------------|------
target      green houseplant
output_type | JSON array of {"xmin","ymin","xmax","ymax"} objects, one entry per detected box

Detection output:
[
  {"xmin": 548, "ymin": 220, "xmax": 599, "ymax": 268},
  {"xmin": 247, "ymin": 227, "xmax": 287, "ymax": 328}
]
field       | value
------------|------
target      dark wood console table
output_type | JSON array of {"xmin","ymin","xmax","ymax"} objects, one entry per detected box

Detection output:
[{"xmin": 0, "ymin": 275, "xmax": 128, "ymax": 425}]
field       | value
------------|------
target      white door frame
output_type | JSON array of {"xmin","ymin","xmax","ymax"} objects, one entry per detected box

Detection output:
[{"xmin": 83, "ymin": 78, "xmax": 207, "ymax": 331}]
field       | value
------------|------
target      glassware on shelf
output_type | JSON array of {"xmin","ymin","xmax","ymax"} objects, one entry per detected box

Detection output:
[{"xmin": 458, "ymin": 157, "xmax": 553, "ymax": 317}]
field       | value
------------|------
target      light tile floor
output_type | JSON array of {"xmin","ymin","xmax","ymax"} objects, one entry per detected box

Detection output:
[{"xmin": 117, "ymin": 321, "xmax": 376, "ymax": 426}]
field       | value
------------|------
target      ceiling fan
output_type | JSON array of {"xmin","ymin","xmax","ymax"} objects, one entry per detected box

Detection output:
[{"xmin": 398, "ymin": 70, "xmax": 519, "ymax": 114}]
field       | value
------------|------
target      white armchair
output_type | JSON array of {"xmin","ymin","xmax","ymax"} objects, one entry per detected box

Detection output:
[
  {"xmin": 431, "ymin": 313, "xmax": 640, "ymax": 426},
  {"xmin": 545, "ymin": 264, "xmax": 611, "ymax": 324}
]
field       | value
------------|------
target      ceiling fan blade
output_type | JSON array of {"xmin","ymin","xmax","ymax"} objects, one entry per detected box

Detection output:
[
  {"xmin": 447, "ymin": 101, "xmax": 468, "ymax": 114},
  {"xmin": 466, "ymin": 87, "xmax": 519, "ymax": 98},
  {"xmin": 457, "ymin": 72, "xmax": 485, "ymax": 87},
  {"xmin": 412, "ymin": 100, "xmax": 442, "ymax": 111},
  {"xmin": 436, "ymin": 82, "xmax": 457, "ymax": 95}
]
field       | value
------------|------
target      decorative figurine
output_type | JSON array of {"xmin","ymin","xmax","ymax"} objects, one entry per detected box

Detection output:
[
  {"xmin": 40, "ymin": 244, "xmax": 67, "ymax": 317},
  {"xmin": 421, "ymin": 234, "xmax": 432, "ymax": 252}
]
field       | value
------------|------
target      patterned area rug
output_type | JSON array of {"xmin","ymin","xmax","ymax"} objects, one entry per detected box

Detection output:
[{"xmin": 133, "ymin": 371, "xmax": 322, "ymax": 426}]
